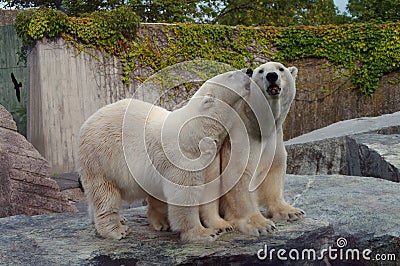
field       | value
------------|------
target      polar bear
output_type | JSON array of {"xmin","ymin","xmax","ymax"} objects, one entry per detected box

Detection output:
[
  {"xmin": 78, "ymin": 70, "xmax": 252, "ymax": 241},
  {"xmin": 217, "ymin": 62, "xmax": 305, "ymax": 236}
]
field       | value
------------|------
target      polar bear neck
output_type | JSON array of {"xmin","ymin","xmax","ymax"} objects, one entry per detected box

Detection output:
[
  {"xmin": 274, "ymin": 86, "xmax": 295, "ymax": 128},
  {"xmin": 163, "ymin": 108, "xmax": 228, "ymax": 156},
  {"xmin": 240, "ymin": 100, "xmax": 276, "ymax": 139},
  {"xmin": 267, "ymin": 97, "xmax": 282, "ymax": 125}
]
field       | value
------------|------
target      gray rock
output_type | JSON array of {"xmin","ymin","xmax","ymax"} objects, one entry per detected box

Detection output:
[
  {"xmin": 0, "ymin": 175, "xmax": 398, "ymax": 265},
  {"xmin": 351, "ymin": 134, "xmax": 400, "ymax": 182},
  {"xmin": 286, "ymin": 111, "xmax": 400, "ymax": 146},
  {"xmin": 286, "ymin": 137, "xmax": 349, "ymax": 176},
  {"xmin": 286, "ymin": 112, "xmax": 400, "ymax": 182},
  {"xmin": 51, "ymin": 172, "xmax": 81, "ymax": 191}
]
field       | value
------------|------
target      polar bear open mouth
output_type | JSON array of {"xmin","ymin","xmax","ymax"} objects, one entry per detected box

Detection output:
[{"xmin": 267, "ymin": 85, "xmax": 281, "ymax": 96}]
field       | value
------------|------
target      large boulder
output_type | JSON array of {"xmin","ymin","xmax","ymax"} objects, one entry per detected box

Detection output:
[
  {"xmin": 286, "ymin": 112, "xmax": 400, "ymax": 182},
  {"xmin": 0, "ymin": 174, "xmax": 398, "ymax": 265},
  {"xmin": 0, "ymin": 104, "xmax": 77, "ymax": 217}
]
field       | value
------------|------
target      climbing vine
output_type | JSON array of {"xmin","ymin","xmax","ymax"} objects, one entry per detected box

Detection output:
[
  {"xmin": 14, "ymin": 7, "xmax": 400, "ymax": 95},
  {"xmin": 15, "ymin": 6, "xmax": 139, "ymax": 58},
  {"xmin": 273, "ymin": 23, "xmax": 400, "ymax": 94}
]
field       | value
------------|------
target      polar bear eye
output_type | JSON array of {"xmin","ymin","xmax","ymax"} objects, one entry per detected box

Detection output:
[
  {"xmin": 258, "ymin": 69, "xmax": 264, "ymax": 74},
  {"xmin": 279, "ymin": 67, "xmax": 284, "ymax": 72}
]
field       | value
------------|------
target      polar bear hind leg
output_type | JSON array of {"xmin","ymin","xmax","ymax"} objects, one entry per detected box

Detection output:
[
  {"xmin": 147, "ymin": 196, "xmax": 170, "ymax": 231},
  {"xmin": 81, "ymin": 169, "xmax": 128, "ymax": 240}
]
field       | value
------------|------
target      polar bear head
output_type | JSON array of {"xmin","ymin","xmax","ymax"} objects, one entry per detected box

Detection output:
[
  {"xmin": 183, "ymin": 69, "xmax": 252, "ymax": 130},
  {"xmin": 193, "ymin": 69, "xmax": 252, "ymax": 109},
  {"xmin": 171, "ymin": 69, "xmax": 252, "ymax": 133},
  {"xmin": 165, "ymin": 69, "xmax": 252, "ymax": 167},
  {"xmin": 251, "ymin": 62, "xmax": 298, "ymax": 125}
]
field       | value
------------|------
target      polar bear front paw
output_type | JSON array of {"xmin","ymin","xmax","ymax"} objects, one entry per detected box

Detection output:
[
  {"xmin": 120, "ymin": 215, "xmax": 128, "ymax": 225},
  {"xmin": 232, "ymin": 214, "xmax": 276, "ymax": 237},
  {"xmin": 97, "ymin": 223, "xmax": 129, "ymax": 240},
  {"xmin": 180, "ymin": 227, "xmax": 222, "ymax": 242},
  {"xmin": 267, "ymin": 202, "xmax": 305, "ymax": 222},
  {"xmin": 203, "ymin": 217, "xmax": 234, "ymax": 233}
]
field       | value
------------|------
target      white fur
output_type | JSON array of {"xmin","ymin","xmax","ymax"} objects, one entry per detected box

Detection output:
[
  {"xmin": 78, "ymin": 70, "xmax": 251, "ymax": 241},
  {"xmin": 217, "ymin": 62, "xmax": 304, "ymax": 236}
]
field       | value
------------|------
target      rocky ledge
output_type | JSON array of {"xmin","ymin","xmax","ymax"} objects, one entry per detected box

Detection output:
[
  {"xmin": 286, "ymin": 111, "xmax": 400, "ymax": 182},
  {"xmin": 0, "ymin": 174, "xmax": 398, "ymax": 265}
]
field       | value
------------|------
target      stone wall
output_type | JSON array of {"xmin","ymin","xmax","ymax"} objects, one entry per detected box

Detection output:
[
  {"xmin": 284, "ymin": 58, "xmax": 400, "ymax": 140},
  {"xmin": 0, "ymin": 104, "xmax": 77, "ymax": 217}
]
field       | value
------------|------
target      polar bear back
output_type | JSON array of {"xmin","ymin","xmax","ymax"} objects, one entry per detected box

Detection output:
[{"xmin": 79, "ymin": 99, "xmax": 170, "ymax": 201}]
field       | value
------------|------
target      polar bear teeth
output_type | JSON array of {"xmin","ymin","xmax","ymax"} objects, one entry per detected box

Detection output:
[{"xmin": 267, "ymin": 85, "xmax": 281, "ymax": 96}]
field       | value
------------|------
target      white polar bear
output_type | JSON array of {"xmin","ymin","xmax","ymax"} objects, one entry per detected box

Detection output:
[
  {"xmin": 78, "ymin": 70, "xmax": 252, "ymax": 241},
  {"xmin": 217, "ymin": 62, "xmax": 305, "ymax": 236}
]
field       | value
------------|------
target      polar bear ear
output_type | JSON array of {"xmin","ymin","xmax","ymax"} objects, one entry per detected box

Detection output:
[
  {"xmin": 201, "ymin": 93, "xmax": 215, "ymax": 109},
  {"xmin": 288, "ymin": 66, "xmax": 298, "ymax": 79},
  {"xmin": 241, "ymin": 68, "xmax": 253, "ymax": 77}
]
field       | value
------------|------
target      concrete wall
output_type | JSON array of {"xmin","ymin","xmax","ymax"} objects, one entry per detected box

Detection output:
[
  {"xmin": 28, "ymin": 37, "xmax": 209, "ymax": 173},
  {"xmin": 28, "ymin": 35, "xmax": 400, "ymax": 174},
  {"xmin": 28, "ymin": 38, "xmax": 138, "ymax": 173}
]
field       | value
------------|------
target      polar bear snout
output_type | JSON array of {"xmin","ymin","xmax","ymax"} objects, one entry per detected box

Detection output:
[
  {"xmin": 266, "ymin": 72, "xmax": 278, "ymax": 83},
  {"xmin": 228, "ymin": 71, "xmax": 252, "ymax": 92},
  {"xmin": 265, "ymin": 72, "xmax": 281, "ymax": 96}
]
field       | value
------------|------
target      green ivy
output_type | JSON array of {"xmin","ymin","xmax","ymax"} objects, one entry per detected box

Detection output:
[
  {"xmin": 272, "ymin": 23, "xmax": 400, "ymax": 94},
  {"xmin": 14, "ymin": 8, "xmax": 400, "ymax": 95},
  {"xmin": 15, "ymin": 8, "xmax": 68, "ymax": 46},
  {"xmin": 15, "ymin": 6, "xmax": 139, "ymax": 55}
]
